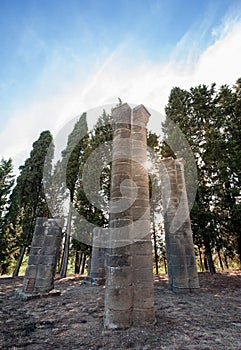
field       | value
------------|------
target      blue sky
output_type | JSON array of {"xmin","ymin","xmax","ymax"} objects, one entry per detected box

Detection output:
[{"xmin": 1, "ymin": 0, "xmax": 241, "ymax": 172}]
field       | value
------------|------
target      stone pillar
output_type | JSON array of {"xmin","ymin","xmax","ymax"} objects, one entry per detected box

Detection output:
[
  {"xmin": 89, "ymin": 228, "xmax": 107, "ymax": 285},
  {"xmin": 21, "ymin": 217, "xmax": 62, "ymax": 296},
  {"xmin": 105, "ymin": 103, "xmax": 133, "ymax": 329},
  {"xmin": 131, "ymin": 105, "xmax": 155, "ymax": 325},
  {"xmin": 161, "ymin": 158, "xmax": 199, "ymax": 292},
  {"xmin": 104, "ymin": 103, "xmax": 155, "ymax": 329}
]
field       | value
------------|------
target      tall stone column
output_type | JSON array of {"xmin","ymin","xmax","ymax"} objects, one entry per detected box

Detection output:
[
  {"xmin": 161, "ymin": 157, "xmax": 199, "ymax": 292},
  {"xmin": 21, "ymin": 217, "xmax": 62, "ymax": 296},
  {"xmin": 104, "ymin": 103, "xmax": 155, "ymax": 329},
  {"xmin": 131, "ymin": 105, "xmax": 155, "ymax": 325},
  {"xmin": 105, "ymin": 103, "xmax": 133, "ymax": 329},
  {"xmin": 89, "ymin": 228, "xmax": 107, "ymax": 285}
]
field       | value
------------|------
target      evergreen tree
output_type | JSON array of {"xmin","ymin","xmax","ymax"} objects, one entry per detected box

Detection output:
[
  {"xmin": 163, "ymin": 80, "xmax": 241, "ymax": 271},
  {"xmin": 8, "ymin": 131, "xmax": 54, "ymax": 276},
  {"xmin": 0, "ymin": 158, "xmax": 14, "ymax": 274},
  {"xmin": 71, "ymin": 110, "xmax": 113, "ymax": 271},
  {"xmin": 59, "ymin": 113, "xmax": 88, "ymax": 278}
]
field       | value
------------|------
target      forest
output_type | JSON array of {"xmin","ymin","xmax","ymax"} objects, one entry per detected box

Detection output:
[{"xmin": 0, "ymin": 79, "xmax": 241, "ymax": 277}]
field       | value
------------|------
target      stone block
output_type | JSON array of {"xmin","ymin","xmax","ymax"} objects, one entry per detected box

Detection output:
[
  {"xmin": 40, "ymin": 245, "xmax": 59, "ymax": 256},
  {"xmin": 132, "ymin": 207, "xmax": 150, "ymax": 221},
  {"xmin": 112, "ymin": 163, "xmax": 132, "ymax": 175},
  {"xmin": 25, "ymin": 265, "xmax": 37, "ymax": 278},
  {"xmin": 107, "ymin": 254, "xmax": 132, "ymax": 267},
  {"xmin": 172, "ymin": 286, "xmax": 190, "ymax": 293},
  {"xmin": 29, "ymin": 247, "xmax": 41, "ymax": 256},
  {"xmin": 38, "ymin": 255, "xmax": 56, "ymax": 265},
  {"xmin": 131, "ymin": 149, "xmax": 146, "ymax": 160},
  {"xmin": 108, "ymin": 243, "xmax": 131, "ymax": 255},
  {"xmin": 131, "ymin": 175, "xmax": 148, "ymax": 187},
  {"xmin": 113, "ymin": 129, "xmax": 131, "ymax": 138},
  {"xmin": 133, "ymin": 286, "xmax": 154, "ymax": 309},
  {"xmin": 132, "ymin": 219, "xmax": 150, "ymax": 239},
  {"xmin": 90, "ymin": 266, "xmax": 106, "ymax": 279},
  {"xmin": 110, "ymin": 216, "xmax": 132, "ymax": 225},
  {"xmin": 132, "ymin": 199, "xmax": 150, "ymax": 209},
  {"xmin": 110, "ymin": 208, "xmax": 133, "ymax": 220},
  {"xmin": 104, "ymin": 309, "xmax": 132, "ymax": 329},
  {"xmin": 28, "ymin": 255, "xmax": 40, "ymax": 265},
  {"xmin": 131, "ymin": 132, "xmax": 146, "ymax": 141},
  {"xmin": 112, "ymin": 147, "xmax": 132, "ymax": 160},
  {"xmin": 131, "ymin": 240, "xmax": 152, "ymax": 255},
  {"xmin": 106, "ymin": 266, "xmax": 132, "ymax": 287},
  {"xmin": 42, "ymin": 234, "xmax": 56, "ymax": 247},
  {"xmin": 172, "ymin": 276, "xmax": 189, "ymax": 289},
  {"xmin": 34, "ymin": 277, "xmax": 52, "ymax": 291},
  {"xmin": 36, "ymin": 264, "xmax": 54, "ymax": 280},
  {"xmin": 133, "ymin": 267, "xmax": 154, "ymax": 285},
  {"xmin": 136, "ymin": 187, "xmax": 149, "ymax": 198},
  {"xmin": 112, "ymin": 174, "xmax": 132, "ymax": 188},
  {"xmin": 108, "ymin": 239, "xmax": 132, "ymax": 249},
  {"xmin": 188, "ymin": 276, "xmax": 200, "ymax": 289},
  {"xmin": 31, "ymin": 235, "xmax": 44, "ymax": 247},
  {"xmin": 171, "ymin": 254, "xmax": 188, "ymax": 266},
  {"xmin": 132, "ymin": 308, "xmax": 155, "ymax": 325},
  {"xmin": 105, "ymin": 286, "xmax": 132, "ymax": 310},
  {"xmin": 23, "ymin": 277, "xmax": 36, "ymax": 293},
  {"xmin": 132, "ymin": 254, "xmax": 153, "ymax": 269},
  {"xmin": 113, "ymin": 121, "xmax": 131, "ymax": 131}
]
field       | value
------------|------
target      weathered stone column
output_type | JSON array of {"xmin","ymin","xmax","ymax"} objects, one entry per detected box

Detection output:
[
  {"xmin": 161, "ymin": 158, "xmax": 199, "ymax": 292},
  {"xmin": 105, "ymin": 103, "xmax": 133, "ymax": 329},
  {"xmin": 89, "ymin": 227, "xmax": 107, "ymax": 285},
  {"xmin": 104, "ymin": 103, "xmax": 155, "ymax": 329},
  {"xmin": 21, "ymin": 217, "xmax": 62, "ymax": 296},
  {"xmin": 131, "ymin": 105, "xmax": 155, "ymax": 325}
]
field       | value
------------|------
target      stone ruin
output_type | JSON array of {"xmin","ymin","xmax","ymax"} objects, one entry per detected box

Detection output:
[
  {"xmin": 19, "ymin": 102, "xmax": 199, "ymax": 327},
  {"xmin": 104, "ymin": 103, "xmax": 155, "ymax": 329},
  {"xmin": 88, "ymin": 227, "xmax": 107, "ymax": 285},
  {"xmin": 19, "ymin": 217, "xmax": 62, "ymax": 299},
  {"xmin": 161, "ymin": 158, "xmax": 199, "ymax": 292},
  {"xmin": 102, "ymin": 103, "xmax": 199, "ymax": 328}
]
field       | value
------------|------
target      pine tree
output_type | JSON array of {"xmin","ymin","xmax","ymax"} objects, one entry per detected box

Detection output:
[
  {"xmin": 0, "ymin": 158, "xmax": 14, "ymax": 274},
  {"xmin": 163, "ymin": 80, "xmax": 241, "ymax": 270},
  {"xmin": 71, "ymin": 110, "xmax": 113, "ymax": 272},
  {"xmin": 8, "ymin": 131, "xmax": 54, "ymax": 276},
  {"xmin": 59, "ymin": 113, "xmax": 89, "ymax": 278}
]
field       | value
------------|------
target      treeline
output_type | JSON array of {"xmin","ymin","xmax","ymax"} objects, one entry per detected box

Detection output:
[
  {"xmin": 163, "ymin": 79, "xmax": 241, "ymax": 272},
  {"xmin": 0, "ymin": 80, "xmax": 240, "ymax": 276}
]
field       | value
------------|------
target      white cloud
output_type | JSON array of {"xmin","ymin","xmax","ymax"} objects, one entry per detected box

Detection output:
[
  {"xmin": 1, "ymin": 16, "xmax": 241, "ymax": 174},
  {"xmin": 193, "ymin": 21, "xmax": 241, "ymax": 86}
]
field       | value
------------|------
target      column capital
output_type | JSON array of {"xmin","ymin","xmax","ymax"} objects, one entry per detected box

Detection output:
[
  {"xmin": 111, "ymin": 103, "xmax": 132, "ymax": 130},
  {"xmin": 133, "ymin": 104, "xmax": 151, "ymax": 126}
]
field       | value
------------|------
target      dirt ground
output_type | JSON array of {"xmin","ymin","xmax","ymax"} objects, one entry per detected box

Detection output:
[{"xmin": 0, "ymin": 271, "xmax": 241, "ymax": 350}]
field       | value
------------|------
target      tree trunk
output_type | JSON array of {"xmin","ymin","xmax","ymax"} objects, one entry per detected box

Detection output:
[
  {"xmin": 59, "ymin": 204, "xmax": 72, "ymax": 278},
  {"xmin": 237, "ymin": 232, "xmax": 241, "ymax": 267},
  {"xmin": 74, "ymin": 251, "xmax": 82, "ymax": 274},
  {"xmin": 204, "ymin": 256, "xmax": 209, "ymax": 271},
  {"xmin": 152, "ymin": 220, "xmax": 159, "ymax": 275},
  {"xmin": 81, "ymin": 254, "xmax": 86, "ymax": 275},
  {"xmin": 205, "ymin": 244, "xmax": 216, "ymax": 274},
  {"xmin": 217, "ymin": 249, "xmax": 224, "ymax": 270},
  {"xmin": 79, "ymin": 253, "xmax": 83, "ymax": 271},
  {"xmin": 163, "ymin": 256, "xmax": 167, "ymax": 274},
  {"xmin": 198, "ymin": 246, "xmax": 204, "ymax": 272},
  {"xmin": 12, "ymin": 246, "xmax": 26, "ymax": 277},
  {"xmin": 224, "ymin": 253, "xmax": 229, "ymax": 269},
  {"xmin": 12, "ymin": 210, "xmax": 36, "ymax": 278}
]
